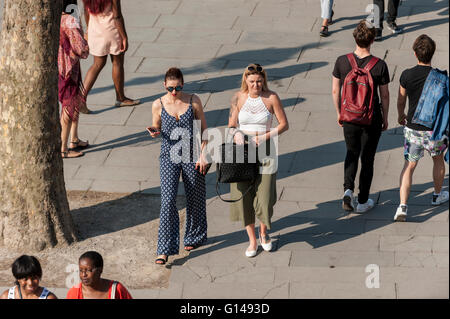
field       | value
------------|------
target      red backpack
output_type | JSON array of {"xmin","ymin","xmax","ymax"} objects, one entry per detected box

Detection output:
[{"xmin": 340, "ymin": 53, "xmax": 379, "ymax": 125}]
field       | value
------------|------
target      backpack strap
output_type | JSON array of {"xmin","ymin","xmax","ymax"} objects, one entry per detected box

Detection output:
[
  {"xmin": 364, "ymin": 56, "xmax": 380, "ymax": 72},
  {"xmin": 347, "ymin": 53, "xmax": 379, "ymax": 72},
  {"xmin": 346, "ymin": 53, "xmax": 358, "ymax": 69}
]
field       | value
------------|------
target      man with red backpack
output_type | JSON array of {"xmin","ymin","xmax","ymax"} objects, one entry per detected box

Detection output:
[{"xmin": 332, "ymin": 21, "xmax": 390, "ymax": 213}]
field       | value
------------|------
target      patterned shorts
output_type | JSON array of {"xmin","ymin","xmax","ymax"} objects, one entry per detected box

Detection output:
[{"xmin": 404, "ymin": 127, "xmax": 448, "ymax": 162}]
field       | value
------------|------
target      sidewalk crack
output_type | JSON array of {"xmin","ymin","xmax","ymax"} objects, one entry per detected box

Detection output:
[{"xmin": 262, "ymin": 282, "xmax": 287, "ymax": 299}]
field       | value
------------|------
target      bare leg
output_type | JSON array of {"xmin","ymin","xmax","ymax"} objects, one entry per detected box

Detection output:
[
  {"xmin": 259, "ymin": 223, "xmax": 271, "ymax": 242},
  {"xmin": 111, "ymin": 53, "xmax": 139, "ymax": 104},
  {"xmin": 69, "ymin": 119, "xmax": 88, "ymax": 149},
  {"xmin": 245, "ymin": 224, "xmax": 258, "ymax": 252},
  {"xmin": 70, "ymin": 119, "xmax": 78, "ymax": 142},
  {"xmin": 432, "ymin": 154, "xmax": 446, "ymax": 194},
  {"xmin": 399, "ymin": 160, "xmax": 418, "ymax": 205},
  {"xmin": 111, "ymin": 53, "xmax": 125, "ymax": 101},
  {"xmin": 61, "ymin": 112, "xmax": 83, "ymax": 157},
  {"xmin": 61, "ymin": 112, "xmax": 71, "ymax": 153},
  {"xmin": 83, "ymin": 55, "xmax": 108, "ymax": 97}
]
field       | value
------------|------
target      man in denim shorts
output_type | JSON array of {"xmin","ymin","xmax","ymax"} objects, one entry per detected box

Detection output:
[{"xmin": 395, "ymin": 34, "xmax": 449, "ymax": 222}]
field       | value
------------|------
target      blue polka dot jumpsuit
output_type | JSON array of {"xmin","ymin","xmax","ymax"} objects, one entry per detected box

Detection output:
[{"xmin": 157, "ymin": 95, "xmax": 207, "ymax": 256}]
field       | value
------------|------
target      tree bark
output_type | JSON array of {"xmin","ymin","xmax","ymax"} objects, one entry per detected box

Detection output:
[{"xmin": 0, "ymin": 0, "xmax": 78, "ymax": 251}]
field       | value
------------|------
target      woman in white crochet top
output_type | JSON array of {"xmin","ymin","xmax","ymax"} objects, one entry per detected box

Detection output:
[{"xmin": 228, "ymin": 63, "xmax": 289, "ymax": 257}]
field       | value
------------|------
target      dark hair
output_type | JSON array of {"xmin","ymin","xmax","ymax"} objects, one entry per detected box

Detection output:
[
  {"xmin": 12, "ymin": 255, "xmax": 42, "ymax": 284},
  {"xmin": 353, "ymin": 20, "xmax": 376, "ymax": 48},
  {"xmin": 79, "ymin": 251, "xmax": 103, "ymax": 269},
  {"xmin": 63, "ymin": 0, "xmax": 78, "ymax": 13},
  {"xmin": 413, "ymin": 34, "xmax": 436, "ymax": 64},
  {"xmin": 82, "ymin": 0, "xmax": 112, "ymax": 15},
  {"xmin": 164, "ymin": 67, "xmax": 184, "ymax": 85}
]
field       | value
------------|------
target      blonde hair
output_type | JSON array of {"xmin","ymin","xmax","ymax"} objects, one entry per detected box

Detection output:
[{"xmin": 240, "ymin": 63, "xmax": 269, "ymax": 92}]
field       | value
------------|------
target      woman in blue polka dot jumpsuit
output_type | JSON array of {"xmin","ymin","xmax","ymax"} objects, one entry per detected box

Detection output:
[{"xmin": 148, "ymin": 68, "xmax": 209, "ymax": 265}]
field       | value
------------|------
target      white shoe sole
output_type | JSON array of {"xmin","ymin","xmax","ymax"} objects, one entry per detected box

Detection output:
[
  {"xmin": 394, "ymin": 212, "xmax": 407, "ymax": 222},
  {"xmin": 356, "ymin": 205, "xmax": 374, "ymax": 213},
  {"xmin": 431, "ymin": 198, "xmax": 449, "ymax": 206},
  {"xmin": 245, "ymin": 250, "xmax": 257, "ymax": 258}
]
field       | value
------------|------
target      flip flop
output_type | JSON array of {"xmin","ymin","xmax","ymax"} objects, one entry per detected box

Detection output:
[{"xmin": 115, "ymin": 99, "xmax": 141, "ymax": 107}]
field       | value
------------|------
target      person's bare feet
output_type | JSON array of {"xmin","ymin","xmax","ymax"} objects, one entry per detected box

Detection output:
[
  {"xmin": 69, "ymin": 139, "xmax": 89, "ymax": 151},
  {"xmin": 115, "ymin": 97, "xmax": 141, "ymax": 107},
  {"xmin": 61, "ymin": 150, "xmax": 84, "ymax": 158}
]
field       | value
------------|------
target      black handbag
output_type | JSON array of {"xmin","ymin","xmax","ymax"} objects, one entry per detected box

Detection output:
[{"xmin": 216, "ymin": 129, "xmax": 259, "ymax": 203}]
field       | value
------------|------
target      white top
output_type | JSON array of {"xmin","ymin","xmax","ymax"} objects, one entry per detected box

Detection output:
[
  {"xmin": 238, "ymin": 95, "xmax": 273, "ymax": 132},
  {"xmin": 8, "ymin": 286, "xmax": 50, "ymax": 299}
]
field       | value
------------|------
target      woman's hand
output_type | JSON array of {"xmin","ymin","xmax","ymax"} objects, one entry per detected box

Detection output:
[
  {"xmin": 121, "ymin": 37, "xmax": 128, "ymax": 53},
  {"xmin": 233, "ymin": 131, "xmax": 245, "ymax": 145},
  {"xmin": 195, "ymin": 154, "xmax": 210, "ymax": 175},
  {"xmin": 146, "ymin": 126, "xmax": 160, "ymax": 138},
  {"xmin": 251, "ymin": 134, "xmax": 267, "ymax": 146}
]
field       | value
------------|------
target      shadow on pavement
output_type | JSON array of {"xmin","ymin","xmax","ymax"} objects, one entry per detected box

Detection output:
[{"xmin": 185, "ymin": 179, "xmax": 449, "ymax": 262}]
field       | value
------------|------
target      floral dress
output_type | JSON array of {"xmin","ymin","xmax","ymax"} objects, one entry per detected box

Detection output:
[{"xmin": 58, "ymin": 14, "xmax": 89, "ymax": 122}]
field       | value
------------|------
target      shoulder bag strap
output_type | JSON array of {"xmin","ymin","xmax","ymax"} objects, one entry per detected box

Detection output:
[
  {"xmin": 216, "ymin": 181, "xmax": 254, "ymax": 203},
  {"xmin": 39, "ymin": 287, "xmax": 50, "ymax": 299},
  {"xmin": 110, "ymin": 281, "xmax": 118, "ymax": 299},
  {"xmin": 17, "ymin": 284, "xmax": 23, "ymax": 299}
]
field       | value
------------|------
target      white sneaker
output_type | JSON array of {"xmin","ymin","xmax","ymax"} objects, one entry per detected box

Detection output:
[
  {"xmin": 431, "ymin": 191, "xmax": 449, "ymax": 206},
  {"xmin": 356, "ymin": 198, "xmax": 375, "ymax": 213},
  {"xmin": 394, "ymin": 205, "xmax": 408, "ymax": 222},
  {"xmin": 342, "ymin": 189, "xmax": 355, "ymax": 212}
]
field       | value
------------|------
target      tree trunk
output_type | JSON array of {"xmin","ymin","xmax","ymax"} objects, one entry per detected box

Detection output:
[{"xmin": 0, "ymin": 0, "xmax": 78, "ymax": 251}]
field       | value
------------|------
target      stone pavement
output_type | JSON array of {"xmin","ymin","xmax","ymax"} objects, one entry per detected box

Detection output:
[{"xmin": 1, "ymin": 0, "xmax": 449, "ymax": 298}]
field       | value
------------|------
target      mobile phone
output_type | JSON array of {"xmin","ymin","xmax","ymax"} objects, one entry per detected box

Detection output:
[{"xmin": 147, "ymin": 127, "xmax": 159, "ymax": 134}]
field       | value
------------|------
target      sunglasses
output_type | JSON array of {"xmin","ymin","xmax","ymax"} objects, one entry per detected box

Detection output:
[
  {"xmin": 247, "ymin": 64, "xmax": 263, "ymax": 72},
  {"xmin": 166, "ymin": 85, "xmax": 183, "ymax": 92}
]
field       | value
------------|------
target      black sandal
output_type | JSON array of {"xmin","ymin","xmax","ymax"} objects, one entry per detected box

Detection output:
[
  {"xmin": 155, "ymin": 255, "xmax": 168, "ymax": 265},
  {"xmin": 69, "ymin": 139, "xmax": 89, "ymax": 151},
  {"xmin": 320, "ymin": 25, "xmax": 330, "ymax": 37},
  {"xmin": 184, "ymin": 244, "xmax": 201, "ymax": 252}
]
